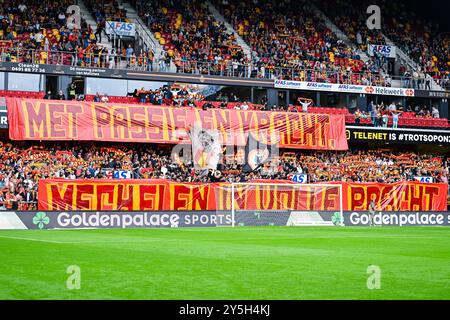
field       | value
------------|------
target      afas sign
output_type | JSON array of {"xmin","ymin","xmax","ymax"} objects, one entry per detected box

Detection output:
[
  {"xmin": 106, "ymin": 21, "xmax": 135, "ymax": 37},
  {"xmin": 368, "ymin": 44, "xmax": 397, "ymax": 58}
]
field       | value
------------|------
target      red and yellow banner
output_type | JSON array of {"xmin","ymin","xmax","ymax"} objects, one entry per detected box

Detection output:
[
  {"xmin": 343, "ymin": 181, "xmax": 447, "ymax": 211},
  {"xmin": 38, "ymin": 180, "xmax": 448, "ymax": 211},
  {"xmin": 7, "ymin": 98, "xmax": 348, "ymax": 150}
]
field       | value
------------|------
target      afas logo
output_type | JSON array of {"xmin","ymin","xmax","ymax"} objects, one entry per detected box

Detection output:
[
  {"xmin": 372, "ymin": 45, "xmax": 392, "ymax": 55},
  {"xmin": 110, "ymin": 22, "xmax": 134, "ymax": 32}
]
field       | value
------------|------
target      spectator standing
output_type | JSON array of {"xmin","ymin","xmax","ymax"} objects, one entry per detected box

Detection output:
[
  {"xmin": 418, "ymin": 70, "xmax": 426, "ymax": 89},
  {"xmin": 392, "ymin": 111, "xmax": 401, "ymax": 129},
  {"xmin": 412, "ymin": 70, "xmax": 419, "ymax": 89},
  {"xmin": 95, "ymin": 19, "xmax": 106, "ymax": 43},
  {"xmin": 68, "ymin": 82, "xmax": 77, "ymax": 100},
  {"xmin": 126, "ymin": 45, "xmax": 134, "ymax": 66},
  {"xmin": 382, "ymin": 112, "xmax": 389, "ymax": 128},
  {"xmin": 425, "ymin": 76, "xmax": 431, "ymax": 90},
  {"xmin": 403, "ymin": 70, "xmax": 411, "ymax": 88},
  {"xmin": 432, "ymin": 106, "xmax": 440, "ymax": 118},
  {"xmin": 299, "ymin": 98, "xmax": 311, "ymax": 113}
]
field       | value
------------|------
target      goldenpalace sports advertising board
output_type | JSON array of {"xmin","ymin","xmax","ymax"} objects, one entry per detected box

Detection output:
[{"xmin": 1, "ymin": 211, "xmax": 449, "ymax": 230}]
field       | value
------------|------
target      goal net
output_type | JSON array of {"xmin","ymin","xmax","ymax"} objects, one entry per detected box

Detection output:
[{"xmin": 227, "ymin": 183, "xmax": 344, "ymax": 227}]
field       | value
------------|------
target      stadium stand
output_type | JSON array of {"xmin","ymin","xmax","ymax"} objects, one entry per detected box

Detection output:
[
  {"xmin": 0, "ymin": 141, "xmax": 448, "ymax": 210},
  {"xmin": 0, "ymin": 1, "xmax": 448, "ymax": 212},
  {"xmin": 0, "ymin": 0, "xmax": 116, "ymax": 67},
  {"xmin": 135, "ymin": 0, "xmax": 248, "ymax": 75},
  {"xmin": 211, "ymin": 0, "xmax": 388, "ymax": 84},
  {"xmin": 0, "ymin": 0, "xmax": 446, "ymax": 90},
  {"xmin": 311, "ymin": 0, "xmax": 450, "ymax": 90},
  {"xmin": 84, "ymin": 0, "xmax": 129, "ymax": 22}
]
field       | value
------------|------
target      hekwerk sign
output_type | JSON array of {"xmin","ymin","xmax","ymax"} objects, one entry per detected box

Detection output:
[
  {"xmin": 274, "ymin": 80, "xmax": 415, "ymax": 97},
  {"xmin": 7, "ymin": 98, "xmax": 348, "ymax": 150}
]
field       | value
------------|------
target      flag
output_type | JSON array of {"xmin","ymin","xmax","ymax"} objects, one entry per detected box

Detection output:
[
  {"xmin": 242, "ymin": 131, "xmax": 275, "ymax": 173},
  {"xmin": 189, "ymin": 123, "xmax": 222, "ymax": 170}
]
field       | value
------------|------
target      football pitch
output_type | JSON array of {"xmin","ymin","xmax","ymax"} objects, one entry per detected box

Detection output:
[{"xmin": 0, "ymin": 227, "xmax": 449, "ymax": 300}]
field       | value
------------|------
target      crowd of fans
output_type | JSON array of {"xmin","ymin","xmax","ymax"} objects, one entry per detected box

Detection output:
[
  {"xmin": 0, "ymin": 140, "xmax": 448, "ymax": 210},
  {"xmin": 0, "ymin": 0, "xmax": 157, "ymax": 71},
  {"xmin": 311, "ymin": 0, "xmax": 450, "ymax": 90},
  {"xmin": 354, "ymin": 101, "xmax": 441, "ymax": 127},
  {"xmin": 212, "ymin": 0, "xmax": 387, "ymax": 85},
  {"xmin": 84, "ymin": 0, "xmax": 128, "ymax": 23},
  {"xmin": 0, "ymin": 0, "xmax": 446, "ymax": 90},
  {"xmin": 0, "ymin": 0, "xmax": 116, "ymax": 67},
  {"xmin": 137, "ymin": 0, "xmax": 248, "ymax": 75}
]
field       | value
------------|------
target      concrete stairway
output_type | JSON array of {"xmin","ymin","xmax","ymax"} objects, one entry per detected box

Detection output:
[
  {"xmin": 122, "ymin": 1, "xmax": 176, "ymax": 72},
  {"xmin": 311, "ymin": 2, "xmax": 442, "ymax": 91},
  {"xmin": 206, "ymin": 1, "xmax": 252, "ymax": 61},
  {"xmin": 77, "ymin": 0, "xmax": 113, "ymax": 52},
  {"xmin": 309, "ymin": 2, "xmax": 372, "ymax": 64},
  {"xmin": 382, "ymin": 35, "xmax": 443, "ymax": 91}
]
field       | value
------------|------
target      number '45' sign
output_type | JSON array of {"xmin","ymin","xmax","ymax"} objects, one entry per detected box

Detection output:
[
  {"xmin": 290, "ymin": 174, "xmax": 308, "ymax": 183},
  {"xmin": 113, "ymin": 170, "xmax": 131, "ymax": 179}
]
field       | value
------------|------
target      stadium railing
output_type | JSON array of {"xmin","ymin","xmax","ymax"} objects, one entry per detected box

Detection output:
[
  {"xmin": 18, "ymin": 201, "xmax": 38, "ymax": 211},
  {"xmin": 0, "ymin": 47, "xmax": 430, "ymax": 89}
]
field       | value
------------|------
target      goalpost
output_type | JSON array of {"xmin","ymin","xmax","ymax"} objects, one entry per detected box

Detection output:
[{"xmin": 229, "ymin": 183, "xmax": 344, "ymax": 227}]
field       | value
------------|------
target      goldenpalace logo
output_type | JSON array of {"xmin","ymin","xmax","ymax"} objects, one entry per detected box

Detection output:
[{"xmin": 32, "ymin": 212, "xmax": 50, "ymax": 229}]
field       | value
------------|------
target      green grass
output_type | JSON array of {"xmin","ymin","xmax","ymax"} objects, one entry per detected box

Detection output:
[{"xmin": 0, "ymin": 227, "xmax": 449, "ymax": 300}]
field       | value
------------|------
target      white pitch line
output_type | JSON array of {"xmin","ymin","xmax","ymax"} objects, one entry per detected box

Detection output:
[
  {"xmin": 0, "ymin": 236, "xmax": 184, "ymax": 244},
  {"xmin": 0, "ymin": 235, "xmax": 67, "ymax": 244},
  {"xmin": 0, "ymin": 234, "xmax": 448, "ymax": 245},
  {"xmin": 59, "ymin": 239, "xmax": 183, "ymax": 244}
]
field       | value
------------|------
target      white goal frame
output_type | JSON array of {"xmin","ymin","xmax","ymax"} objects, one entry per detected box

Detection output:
[{"xmin": 230, "ymin": 183, "xmax": 344, "ymax": 227}]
